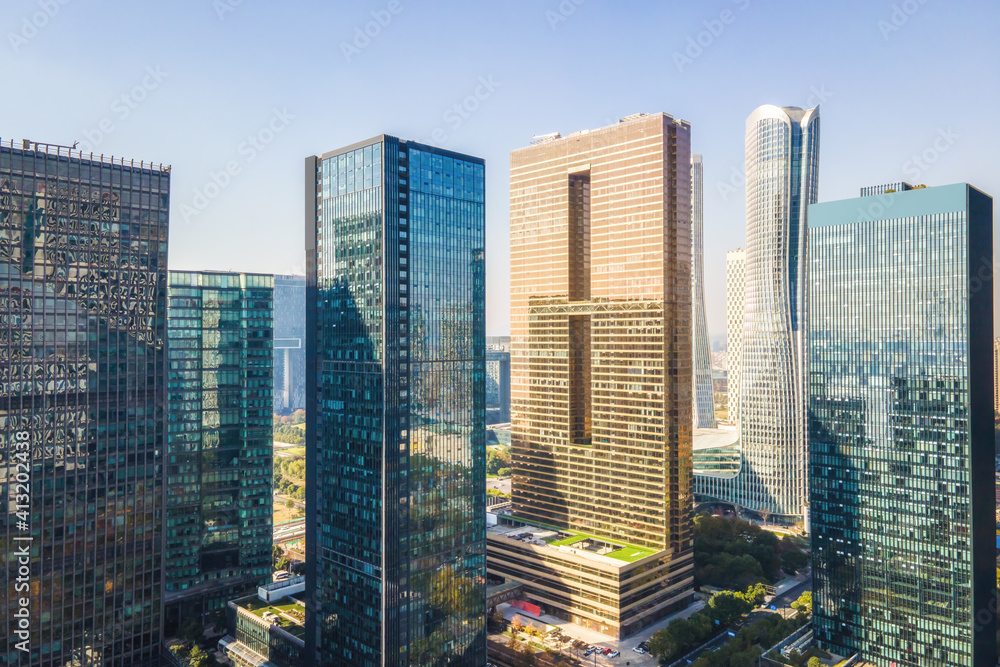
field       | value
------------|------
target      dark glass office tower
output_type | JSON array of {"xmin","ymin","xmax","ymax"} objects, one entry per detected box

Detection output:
[
  {"xmin": 305, "ymin": 137, "xmax": 486, "ymax": 666},
  {"xmin": 163, "ymin": 271, "xmax": 274, "ymax": 633},
  {"xmin": 808, "ymin": 183, "xmax": 996, "ymax": 667},
  {"xmin": 274, "ymin": 274, "xmax": 305, "ymax": 413},
  {"xmin": 0, "ymin": 139, "xmax": 168, "ymax": 665}
]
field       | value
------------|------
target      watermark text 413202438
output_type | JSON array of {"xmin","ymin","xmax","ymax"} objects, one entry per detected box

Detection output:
[{"xmin": 8, "ymin": 430, "xmax": 32, "ymax": 653}]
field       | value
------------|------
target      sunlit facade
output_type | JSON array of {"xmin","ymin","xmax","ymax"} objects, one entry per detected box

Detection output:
[
  {"xmin": 0, "ymin": 140, "xmax": 168, "ymax": 665},
  {"xmin": 691, "ymin": 155, "xmax": 716, "ymax": 429},
  {"xmin": 694, "ymin": 106, "xmax": 819, "ymax": 520},
  {"xmin": 164, "ymin": 271, "xmax": 274, "ymax": 633},
  {"xmin": 809, "ymin": 183, "xmax": 996, "ymax": 667},
  {"xmin": 305, "ymin": 136, "xmax": 486, "ymax": 666},
  {"xmin": 495, "ymin": 113, "xmax": 695, "ymax": 637}
]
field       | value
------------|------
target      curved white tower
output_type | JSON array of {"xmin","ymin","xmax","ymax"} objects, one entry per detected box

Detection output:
[
  {"xmin": 741, "ymin": 104, "xmax": 819, "ymax": 517},
  {"xmin": 693, "ymin": 105, "xmax": 819, "ymax": 520}
]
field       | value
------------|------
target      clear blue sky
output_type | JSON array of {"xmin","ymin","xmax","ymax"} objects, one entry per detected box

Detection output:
[{"xmin": 2, "ymin": 0, "xmax": 997, "ymax": 336}]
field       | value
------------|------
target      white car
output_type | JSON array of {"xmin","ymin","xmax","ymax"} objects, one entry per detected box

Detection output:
[{"xmin": 632, "ymin": 646, "xmax": 646, "ymax": 654}]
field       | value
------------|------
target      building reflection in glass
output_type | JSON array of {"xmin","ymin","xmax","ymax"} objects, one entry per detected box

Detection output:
[
  {"xmin": 305, "ymin": 136, "xmax": 486, "ymax": 666},
  {"xmin": 0, "ymin": 140, "xmax": 168, "ymax": 666}
]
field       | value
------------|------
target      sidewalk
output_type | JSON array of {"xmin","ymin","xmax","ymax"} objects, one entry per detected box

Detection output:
[{"xmin": 774, "ymin": 571, "xmax": 808, "ymax": 597}]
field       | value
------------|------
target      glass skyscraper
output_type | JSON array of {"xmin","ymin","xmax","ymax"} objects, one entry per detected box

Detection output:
[
  {"xmin": 273, "ymin": 274, "xmax": 305, "ymax": 413},
  {"xmin": 694, "ymin": 105, "xmax": 820, "ymax": 521},
  {"xmin": 691, "ymin": 155, "xmax": 716, "ymax": 429},
  {"xmin": 808, "ymin": 183, "xmax": 996, "ymax": 666},
  {"xmin": 304, "ymin": 136, "xmax": 486, "ymax": 666},
  {"xmin": 164, "ymin": 271, "xmax": 274, "ymax": 634},
  {"xmin": 0, "ymin": 139, "xmax": 168, "ymax": 665}
]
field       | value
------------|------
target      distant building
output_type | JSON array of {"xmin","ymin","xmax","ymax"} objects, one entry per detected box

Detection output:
[
  {"xmin": 274, "ymin": 274, "xmax": 305, "ymax": 413},
  {"xmin": 305, "ymin": 136, "xmax": 487, "ymax": 665},
  {"xmin": 487, "ymin": 336, "xmax": 511, "ymax": 424},
  {"xmin": 859, "ymin": 181, "xmax": 914, "ymax": 197},
  {"xmin": 495, "ymin": 113, "xmax": 695, "ymax": 639},
  {"xmin": 217, "ymin": 578, "xmax": 306, "ymax": 667},
  {"xmin": 691, "ymin": 154, "xmax": 717, "ymax": 428},
  {"xmin": 164, "ymin": 271, "xmax": 274, "ymax": 633},
  {"xmin": 809, "ymin": 183, "xmax": 996, "ymax": 667},
  {"xmin": 725, "ymin": 248, "xmax": 745, "ymax": 422}
]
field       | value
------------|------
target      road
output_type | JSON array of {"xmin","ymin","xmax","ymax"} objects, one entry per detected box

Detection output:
[
  {"xmin": 487, "ymin": 476, "xmax": 511, "ymax": 494},
  {"xmin": 673, "ymin": 576, "xmax": 811, "ymax": 665},
  {"xmin": 274, "ymin": 490, "xmax": 305, "ymax": 510},
  {"xmin": 274, "ymin": 518, "xmax": 305, "ymax": 545}
]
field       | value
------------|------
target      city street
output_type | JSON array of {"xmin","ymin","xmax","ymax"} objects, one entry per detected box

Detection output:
[
  {"xmin": 487, "ymin": 476, "xmax": 511, "ymax": 495},
  {"xmin": 675, "ymin": 575, "xmax": 811, "ymax": 665}
]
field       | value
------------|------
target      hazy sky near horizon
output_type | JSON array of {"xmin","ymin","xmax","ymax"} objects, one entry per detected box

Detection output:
[{"xmin": 2, "ymin": 0, "xmax": 998, "ymax": 336}]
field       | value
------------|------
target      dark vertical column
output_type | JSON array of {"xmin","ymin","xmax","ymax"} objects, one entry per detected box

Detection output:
[
  {"xmin": 567, "ymin": 171, "xmax": 591, "ymax": 446},
  {"xmin": 966, "ymin": 185, "xmax": 996, "ymax": 667},
  {"xmin": 303, "ymin": 155, "xmax": 319, "ymax": 667}
]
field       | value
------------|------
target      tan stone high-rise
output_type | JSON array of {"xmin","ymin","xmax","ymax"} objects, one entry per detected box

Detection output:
[{"xmin": 488, "ymin": 113, "xmax": 694, "ymax": 638}]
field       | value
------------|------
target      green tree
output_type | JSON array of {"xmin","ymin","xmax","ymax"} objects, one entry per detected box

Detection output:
[
  {"xmin": 807, "ymin": 657, "xmax": 823, "ymax": 667},
  {"xmin": 791, "ymin": 591, "xmax": 813, "ymax": 614},
  {"xmin": 186, "ymin": 645, "xmax": 211, "ymax": 667},
  {"xmin": 517, "ymin": 641, "xmax": 537, "ymax": 667},
  {"xmin": 708, "ymin": 590, "xmax": 750, "ymax": 624},
  {"xmin": 782, "ymin": 549, "xmax": 809, "ymax": 573}
]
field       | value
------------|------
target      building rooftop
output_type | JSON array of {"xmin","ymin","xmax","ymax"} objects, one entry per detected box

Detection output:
[
  {"xmin": 234, "ymin": 596, "xmax": 305, "ymax": 640},
  {"xmin": 693, "ymin": 423, "xmax": 740, "ymax": 451},
  {"xmin": 487, "ymin": 517, "xmax": 659, "ymax": 565}
]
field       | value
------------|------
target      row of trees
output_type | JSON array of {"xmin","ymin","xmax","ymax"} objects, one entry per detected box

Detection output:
[
  {"xmin": 648, "ymin": 583, "xmax": 768, "ymax": 661},
  {"xmin": 688, "ymin": 611, "xmax": 808, "ymax": 667},
  {"xmin": 274, "ymin": 457, "xmax": 306, "ymax": 500},
  {"xmin": 694, "ymin": 515, "xmax": 808, "ymax": 589},
  {"xmin": 273, "ymin": 410, "xmax": 306, "ymax": 443}
]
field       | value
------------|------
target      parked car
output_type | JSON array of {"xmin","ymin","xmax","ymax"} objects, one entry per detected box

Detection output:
[
  {"xmin": 609, "ymin": 650, "xmax": 620, "ymax": 658},
  {"xmin": 603, "ymin": 647, "xmax": 612, "ymax": 655},
  {"xmin": 632, "ymin": 646, "xmax": 646, "ymax": 654}
]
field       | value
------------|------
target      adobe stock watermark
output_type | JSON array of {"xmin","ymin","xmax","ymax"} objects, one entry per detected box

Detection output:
[
  {"xmin": 179, "ymin": 108, "xmax": 294, "ymax": 224},
  {"xmin": 77, "ymin": 66, "xmax": 169, "ymax": 154},
  {"xmin": 8, "ymin": 429, "xmax": 32, "ymax": 653},
  {"xmin": 546, "ymin": 0, "xmax": 585, "ymax": 31},
  {"xmin": 901, "ymin": 127, "xmax": 957, "ymax": 182},
  {"xmin": 878, "ymin": 0, "xmax": 930, "ymax": 40},
  {"xmin": 213, "ymin": 0, "xmax": 243, "ymax": 20},
  {"xmin": 715, "ymin": 85, "xmax": 832, "ymax": 202},
  {"xmin": 425, "ymin": 76, "xmax": 502, "ymax": 146},
  {"xmin": 341, "ymin": 0, "xmax": 404, "ymax": 63},
  {"xmin": 673, "ymin": 0, "xmax": 752, "ymax": 73},
  {"xmin": 8, "ymin": 0, "xmax": 73, "ymax": 52}
]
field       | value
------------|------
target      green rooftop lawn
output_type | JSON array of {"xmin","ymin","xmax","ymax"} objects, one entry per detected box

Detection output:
[
  {"xmin": 243, "ymin": 597, "xmax": 306, "ymax": 639},
  {"xmin": 515, "ymin": 519, "xmax": 658, "ymax": 563}
]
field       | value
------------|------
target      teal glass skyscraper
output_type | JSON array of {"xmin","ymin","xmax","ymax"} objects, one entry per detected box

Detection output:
[
  {"xmin": 163, "ymin": 271, "xmax": 274, "ymax": 634},
  {"xmin": 0, "ymin": 140, "xmax": 168, "ymax": 665},
  {"xmin": 808, "ymin": 184, "xmax": 996, "ymax": 666},
  {"xmin": 304, "ymin": 136, "xmax": 486, "ymax": 666}
]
